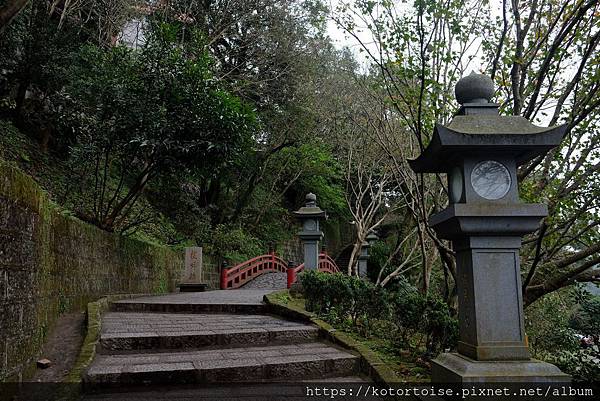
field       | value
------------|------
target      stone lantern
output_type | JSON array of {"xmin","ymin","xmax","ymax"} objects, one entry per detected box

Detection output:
[
  {"xmin": 409, "ymin": 73, "xmax": 570, "ymax": 383},
  {"xmin": 358, "ymin": 231, "xmax": 379, "ymax": 278},
  {"xmin": 293, "ymin": 193, "xmax": 327, "ymax": 270}
]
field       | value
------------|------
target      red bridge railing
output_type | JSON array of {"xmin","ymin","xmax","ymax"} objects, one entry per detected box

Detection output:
[
  {"xmin": 286, "ymin": 252, "xmax": 340, "ymax": 289},
  {"xmin": 221, "ymin": 250, "xmax": 341, "ymax": 290},
  {"xmin": 220, "ymin": 251, "xmax": 287, "ymax": 289}
]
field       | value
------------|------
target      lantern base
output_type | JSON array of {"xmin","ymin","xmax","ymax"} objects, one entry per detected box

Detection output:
[{"xmin": 432, "ymin": 352, "xmax": 570, "ymax": 383}]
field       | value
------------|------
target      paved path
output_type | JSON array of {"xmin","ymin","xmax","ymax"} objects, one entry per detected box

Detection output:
[
  {"xmin": 111, "ymin": 289, "xmax": 275, "ymax": 313},
  {"xmin": 82, "ymin": 289, "xmax": 364, "ymax": 399},
  {"xmin": 115, "ymin": 289, "xmax": 274, "ymax": 305},
  {"xmin": 240, "ymin": 272, "xmax": 287, "ymax": 290}
]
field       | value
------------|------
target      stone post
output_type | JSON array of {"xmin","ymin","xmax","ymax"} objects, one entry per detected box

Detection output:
[
  {"xmin": 358, "ymin": 231, "xmax": 379, "ymax": 278},
  {"xmin": 357, "ymin": 241, "xmax": 369, "ymax": 278},
  {"xmin": 408, "ymin": 73, "xmax": 570, "ymax": 383},
  {"xmin": 293, "ymin": 193, "xmax": 327, "ymax": 270}
]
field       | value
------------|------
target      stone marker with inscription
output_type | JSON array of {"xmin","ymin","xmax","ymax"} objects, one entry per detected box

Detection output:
[
  {"xmin": 178, "ymin": 246, "xmax": 207, "ymax": 292},
  {"xmin": 409, "ymin": 72, "xmax": 570, "ymax": 383}
]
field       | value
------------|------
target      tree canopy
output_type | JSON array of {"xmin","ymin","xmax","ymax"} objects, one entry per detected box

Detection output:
[{"xmin": 0, "ymin": 0, "xmax": 598, "ymax": 308}]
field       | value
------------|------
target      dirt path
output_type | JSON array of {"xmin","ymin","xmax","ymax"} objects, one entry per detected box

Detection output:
[{"xmin": 30, "ymin": 312, "xmax": 85, "ymax": 382}]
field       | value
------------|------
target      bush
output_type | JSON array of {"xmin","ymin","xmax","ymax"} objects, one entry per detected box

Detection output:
[
  {"xmin": 300, "ymin": 271, "xmax": 457, "ymax": 354},
  {"xmin": 210, "ymin": 225, "xmax": 265, "ymax": 265},
  {"xmin": 389, "ymin": 278, "xmax": 458, "ymax": 354},
  {"xmin": 524, "ymin": 288, "xmax": 600, "ymax": 382},
  {"xmin": 421, "ymin": 295, "xmax": 459, "ymax": 354},
  {"xmin": 300, "ymin": 271, "xmax": 390, "ymax": 334},
  {"xmin": 570, "ymin": 294, "xmax": 600, "ymax": 336},
  {"xmin": 544, "ymin": 346, "xmax": 600, "ymax": 382},
  {"xmin": 525, "ymin": 290, "xmax": 580, "ymax": 353}
]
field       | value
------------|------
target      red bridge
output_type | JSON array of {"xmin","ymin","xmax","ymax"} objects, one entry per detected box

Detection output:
[{"xmin": 220, "ymin": 250, "xmax": 340, "ymax": 290}]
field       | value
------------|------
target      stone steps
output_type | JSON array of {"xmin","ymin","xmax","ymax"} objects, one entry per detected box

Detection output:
[
  {"xmin": 110, "ymin": 290, "xmax": 274, "ymax": 314},
  {"xmin": 84, "ymin": 343, "xmax": 359, "ymax": 389},
  {"xmin": 83, "ymin": 291, "xmax": 364, "ymax": 396},
  {"xmin": 82, "ymin": 378, "xmax": 369, "ymax": 400},
  {"xmin": 99, "ymin": 312, "xmax": 319, "ymax": 352},
  {"xmin": 111, "ymin": 301, "xmax": 268, "ymax": 314}
]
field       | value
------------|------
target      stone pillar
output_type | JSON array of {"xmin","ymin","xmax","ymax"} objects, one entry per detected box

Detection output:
[
  {"xmin": 454, "ymin": 236, "xmax": 528, "ymax": 361},
  {"xmin": 293, "ymin": 193, "xmax": 327, "ymax": 270},
  {"xmin": 357, "ymin": 241, "xmax": 369, "ymax": 278},
  {"xmin": 409, "ymin": 73, "xmax": 570, "ymax": 384},
  {"xmin": 358, "ymin": 231, "xmax": 378, "ymax": 278},
  {"xmin": 299, "ymin": 223, "xmax": 322, "ymax": 270}
]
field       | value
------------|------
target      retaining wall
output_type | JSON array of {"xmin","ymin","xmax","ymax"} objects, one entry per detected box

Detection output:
[{"xmin": 0, "ymin": 162, "xmax": 190, "ymax": 381}]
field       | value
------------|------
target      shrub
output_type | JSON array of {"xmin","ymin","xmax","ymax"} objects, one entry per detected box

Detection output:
[
  {"xmin": 545, "ymin": 346, "xmax": 600, "ymax": 382},
  {"xmin": 300, "ymin": 271, "xmax": 390, "ymax": 334},
  {"xmin": 210, "ymin": 225, "xmax": 264, "ymax": 264},
  {"xmin": 300, "ymin": 271, "xmax": 457, "ymax": 354},
  {"xmin": 390, "ymin": 278, "xmax": 426, "ymax": 347},
  {"xmin": 421, "ymin": 295, "xmax": 459, "ymax": 354},
  {"xmin": 389, "ymin": 278, "xmax": 458, "ymax": 353},
  {"xmin": 525, "ymin": 290, "xmax": 579, "ymax": 353},
  {"xmin": 570, "ymin": 295, "xmax": 600, "ymax": 336}
]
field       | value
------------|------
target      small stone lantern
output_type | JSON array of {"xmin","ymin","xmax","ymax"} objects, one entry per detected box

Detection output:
[
  {"xmin": 293, "ymin": 193, "xmax": 327, "ymax": 270},
  {"xmin": 409, "ymin": 73, "xmax": 570, "ymax": 383},
  {"xmin": 358, "ymin": 231, "xmax": 379, "ymax": 278}
]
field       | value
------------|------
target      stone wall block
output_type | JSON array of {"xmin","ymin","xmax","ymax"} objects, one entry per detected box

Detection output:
[{"xmin": 0, "ymin": 233, "xmax": 35, "ymax": 268}]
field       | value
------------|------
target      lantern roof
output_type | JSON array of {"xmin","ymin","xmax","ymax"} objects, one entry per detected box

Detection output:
[
  {"xmin": 409, "ymin": 73, "xmax": 567, "ymax": 173},
  {"xmin": 293, "ymin": 193, "xmax": 327, "ymax": 218}
]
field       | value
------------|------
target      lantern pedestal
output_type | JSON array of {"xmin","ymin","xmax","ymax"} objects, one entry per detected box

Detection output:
[
  {"xmin": 430, "ymin": 205, "xmax": 570, "ymax": 383},
  {"xmin": 432, "ymin": 353, "xmax": 570, "ymax": 383},
  {"xmin": 430, "ymin": 206, "xmax": 547, "ymax": 361},
  {"xmin": 357, "ymin": 241, "xmax": 369, "ymax": 277}
]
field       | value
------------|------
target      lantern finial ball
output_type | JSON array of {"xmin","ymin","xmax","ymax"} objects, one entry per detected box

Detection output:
[
  {"xmin": 305, "ymin": 192, "xmax": 317, "ymax": 207},
  {"xmin": 455, "ymin": 72, "xmax": 495, "ymax": 105}
]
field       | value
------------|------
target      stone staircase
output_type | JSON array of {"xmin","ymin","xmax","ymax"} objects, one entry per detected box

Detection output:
[{"xmin": 82, "ymin": 291, "xmax": 362, "ymax": 397}]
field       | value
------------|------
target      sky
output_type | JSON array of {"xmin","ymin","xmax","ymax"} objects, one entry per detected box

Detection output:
[{"xmin": 323, "ymin": 0, "xmax": 506, "ymax": 74}]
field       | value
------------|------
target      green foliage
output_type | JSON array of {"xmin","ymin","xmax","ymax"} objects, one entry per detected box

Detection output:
[
  {"xmin": 0, "ymin": 1, "xmax": 351, "ymax": 255},
  {"xmin": 390, "ymin": 277, "xmax": 458, "ymax": 354},
  {"xmin": 301, "ymin": 270, "xmax": 389, "ymax": 335},
  {"xmin": 57, "ymin": 23, "xmax": 256, "ymax": 231},
  {"xmin": 549, "ymin": 347, "xmax": 600, "ymax": 383},
  {"xmin": 292, "ymin": 142, "xmax": 347, "ymax": 217},
  {"xmin": 525, "ymin": 289, "xmax": 600, "ymax": 382},
  {"xmin": 526, "ymin": 290, "xmax": 579, "ymax": 353},
  {"xmin": 300, "ymin": 271, "xmax": 457, "ymax": 355},
  {"xmin": 570, "ymin": 294, "xmax": 600, "ymax": 336},
  {"xmin": 210, "ymin": 224, "xmax": 265, "ymax": 265}
]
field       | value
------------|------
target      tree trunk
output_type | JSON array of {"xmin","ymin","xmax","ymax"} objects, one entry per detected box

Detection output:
[
  {"xmin": 347, "ymin": 240, "xmax": 362, "ymax": 276},
  {"xmin": 0, "ymin": 0, "xmax": 29, "ymax": 32}
]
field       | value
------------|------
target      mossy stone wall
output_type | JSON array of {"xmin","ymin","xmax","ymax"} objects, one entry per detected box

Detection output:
[{"xmin": 0, "ymin": 163, "xmax": 185, "ymax": 382}]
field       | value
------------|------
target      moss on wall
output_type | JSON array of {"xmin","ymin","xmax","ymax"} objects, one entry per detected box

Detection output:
[{"xmin": 0, "ymin": 162, "xmax": 185, "ymax": 382}]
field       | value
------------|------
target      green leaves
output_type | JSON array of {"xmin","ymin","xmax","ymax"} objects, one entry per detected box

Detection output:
[
  {"xmin": 58, "ymin": 23, "xmax": 258, "ymax": 231},
  {"xmin": 300, "ymin": 270, "xmax": 457, "ymax": 352}
]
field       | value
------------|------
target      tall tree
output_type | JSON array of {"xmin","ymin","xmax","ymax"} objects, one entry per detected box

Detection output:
[
  {"xmin": 333, "ymin": 0, "xmax": 600, "ymax": 304},
  {"xmin": 59, "ymin": 24, "xmax": 256, "ymax": 231}
]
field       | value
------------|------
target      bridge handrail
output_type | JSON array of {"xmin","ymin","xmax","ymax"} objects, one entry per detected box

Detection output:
[
  {"xmin": 318, "ymin": 253, "xmax": 340, "ymax": 274},
  {"xmin": 286, "ymin": 252, "xmax": 340, "ymax": 288},
  {"xmin": 220, "ymin": 252, "xmax": 287, "ymax": 289}
]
